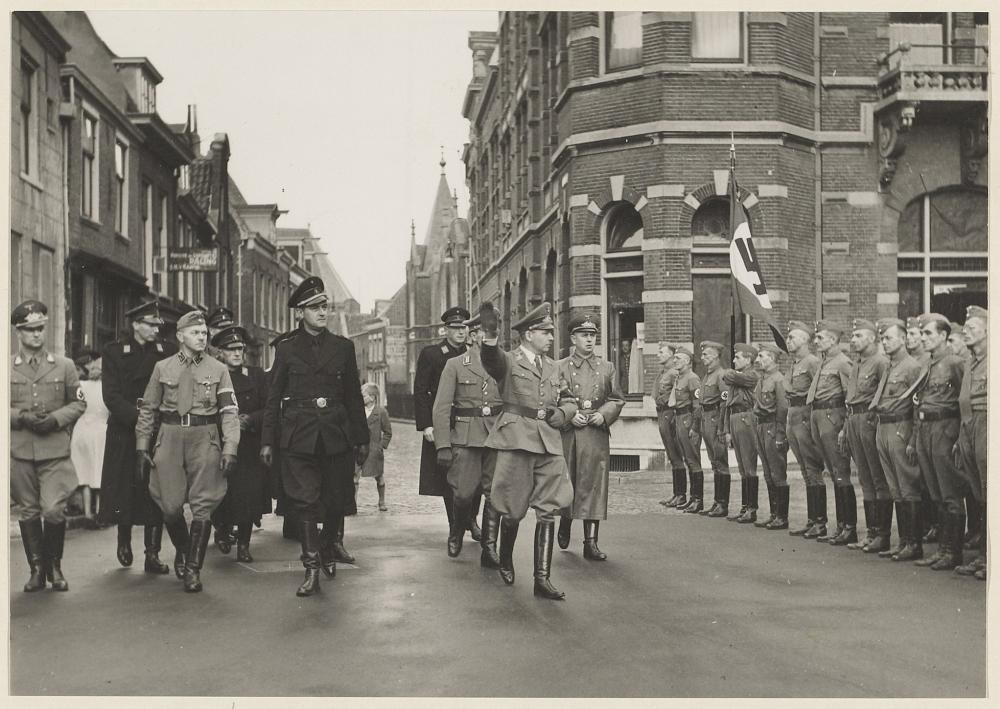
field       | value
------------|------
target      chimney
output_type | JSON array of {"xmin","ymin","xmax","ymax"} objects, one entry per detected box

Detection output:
[
  {"xmin": 186, "ymin": 104, "xmax": 201, "ymax": 155},
  {"xmin": 468, "ymin": 32, "xmax": 497, "ymax": 82}
]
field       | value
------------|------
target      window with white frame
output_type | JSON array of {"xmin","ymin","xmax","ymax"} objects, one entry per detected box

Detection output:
[
  {"xmin": 114, "ymin": 138, "xmax": 129, "ymax": 236},
  {"xmin": 142, "ymin": 183, "xmax": 153, "ymax": 284},
  {"xmin": 82, "ymin": 110, "xmax": 99, "ymax": 219},
  {"xmin": 140, "ymin": 74, "xmax": 156, "ymax": 113},
  {"xmin": 691, "ymin": 12, "xmax": 743, "ymax": 61},
  {"xmin": 177, "ymin": 164, "xmax": 190, "ymax": 192},
  {"xmin": 20, "ymin": 55, "xmax": 38, "ymax": 178},
  {"xmin": 605, "ymin": 11, "xmax": 642, "ymax": 71}
]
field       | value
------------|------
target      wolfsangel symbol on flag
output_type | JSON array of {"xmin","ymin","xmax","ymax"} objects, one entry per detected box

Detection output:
[{"xmin": 728, "ymin": 160, "xmax": 788, "ymax": 353}]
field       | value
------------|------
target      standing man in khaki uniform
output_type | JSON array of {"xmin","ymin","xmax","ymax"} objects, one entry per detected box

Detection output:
[
  {"xmin": 905, "ymin": 315, "xmax": 937, "ymax": 544},
  {"xmin": 911, "ymin": 313, "xmax": 967, "ymax": 571},
  {"xmin": 654, "ymin": 343, "xmax": 686, "ymax": 508},
  {"xmin": 671, "ymin": 348, "xmax": 704, "ymax": 514},
  {"xmin": 479, "ymin": 302, "xmax": 577, "ymax": 600},
  {"xmin": 136, "ymin": 310, "xmax": 240, "ymax": 592},
  {"xmin": 843, "ymin": 319, "xmax": 891, "ymax": 553},
  {"xmin": 699, "ymin": 341, "xmax": 731, "ymax": 518},
  {"xmin": 752, "ymin": 343, "xmax": 789, "ymax": 530},
  {"xmin": 10, "ymin": 300, "xmax": 86, "ymax": 592},
  {"xmin": 432, "ymin": 312, "xmax": 504, "ymax": 561},
  {"xmin": 784, "ymin": 321, "xmax": 827, "ymax": 537},
  {"xmin": 955, "ymin": 305, "xmax": 987, "ymax": 580},
  {"xmin": 870, "ymin": 318, "xmax": 925, "ymax": 561},
  {"xmin": 555, "ymin": 314, "xmax": 625, "ymax": 559},
  {"xmin": 807, "ymin": 320, "xmax": 857, "ymax": 544},
  {"xmin": 722, "ymin": 344, "xmax": 759, "ymax": 523}
]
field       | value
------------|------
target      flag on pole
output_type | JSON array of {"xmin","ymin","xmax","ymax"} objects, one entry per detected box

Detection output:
[{"xmin": 728, "ymin": 160, "xmax": 788, "ymax": 353}]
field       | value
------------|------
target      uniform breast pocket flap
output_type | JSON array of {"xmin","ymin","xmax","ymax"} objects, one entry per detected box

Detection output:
[{"xmin": 198, "ymin": 379, "xmax": 218, "ymax": 403}]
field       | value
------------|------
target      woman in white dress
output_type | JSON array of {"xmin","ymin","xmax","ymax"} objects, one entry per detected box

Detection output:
[{"xmin": 70, "ymin": 357, "xmax": 108, "ymax": 521}]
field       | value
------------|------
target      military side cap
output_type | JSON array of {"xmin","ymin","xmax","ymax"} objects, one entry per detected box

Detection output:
[
  {"xmin": 734, "ymin": 343, "xmax": 759, "ymax": 358},
  {"xmin": 814, "ymin": 319, "xmax": 843, "ymax": 338},
  {"xmin": 211, "ymin": 325, "xmax": 249, "ymax": 349},
  {"xmin": 700, "ymin": 340, "xmax": 725, "ymax": 355},
  {"xmin": 207, "ymin": 306, "xmax": 235, "ymax": 330},
  {"xmin": 442, "ymin": 306, "xmax": 471, "ymax": 326},
  {"xmin": 967, "ymin": 305, "xmax": 988, "ymax": 323},
  {"xmin": 11, "ymin": 300, "xmax": 48, "ymax": 329},
  {"xmin": 177, "ymin": 310, "xmax": 206, "ymax": 331},
  {"xmin": 513, "ymin": 302, "xmax": 555, "ymax": 332},
  {"xmin": 289, "ymin": 276, "xmax": 328, "ymax": 308},
  {"xmin": 569, "ymin": 313, "xmax": 599, "ymax": 334},
  {"xmin": 877, "ymin": 317, "xmax": 905, "ymax": 335},
  {"xmin": 125, "ymin": 299, "xmax": 163, "ymax": 325},
  {"xmin": 464, "ymin": 313, "xmax": 482, "ymax": 330},
  {"xmin": 757, "ymin": 342, "xmax": 782, "ymax": 357},
  {"xmin": 787, "ymin": 320, "xmax": 811, "ymax": 337},
  {"xmin": 918, "ymin": 312, "xmax": 949, "ymax": 330},
  {"xmin": 905, "ymin": 316, "xmax": 921, "ymax": 330},
  {"xmin": 851, "ymin": 318, "xmax": 877, "ymax": 334},
  {"xmin": 673, "ymin": 346, "xmax": 693, "ymax": 359},
  {"xmin": 270, "ymin": 330, "xmax": 297, "ymax": 348},
  {"xmin": 949, "ymin": 321, "xmax": 964, "ymax": 335}
]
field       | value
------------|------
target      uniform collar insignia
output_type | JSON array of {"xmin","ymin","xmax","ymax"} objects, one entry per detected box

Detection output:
[
  {"xmin": 463, "ymin": 354, "xmax": 471, "ymax": 365},
  {"xmin": 441, "ymin": 344, "xmax": 449, "ymax": 354},
  {"xmin": 241, "ymin": 366, "xmax": 248, "ymax": 376},
  {"xmin": 123, "ymin": 344, "xmax": 132, "ymax": 354},
  {"xmin": 156, "ymin": 343, "xmax": 163, "ymax": 352},
  {"xmin": 13, "ymin": 355, "xmax": 22, "ymax": 365},
  {"xmin": 46, "ymin": 353, "xmax": 55, "ymax": 363}
]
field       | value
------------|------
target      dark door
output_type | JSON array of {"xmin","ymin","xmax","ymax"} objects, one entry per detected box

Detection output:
[{"xmin": 693, "ymin": 274, "xmax": 742, "ymax": 374}]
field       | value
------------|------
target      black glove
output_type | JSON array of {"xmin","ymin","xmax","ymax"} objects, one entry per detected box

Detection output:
[
  {"xmin": 479, "ymin": 302, "xmax": 499, "ymax": 339},
  {"xmin": 135, "ymin": 450, "xmax": 154, "ymax": 487},
  {"xmin": 32, "ymin": 415, "xmax": 59, "ymax": 435},
  {"xmin": 436, "ymin": 448, "xmax": 454, "ymax": 477},
  {"xmin": 355, "ymin": 444, "xmax": 370, "ymax": 467},
  {"xmin": 260, "ymin": 445, "xmax": 273, "ymax": 468}
]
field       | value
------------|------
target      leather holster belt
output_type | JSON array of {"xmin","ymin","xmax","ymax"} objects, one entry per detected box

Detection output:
[
  {"xmin": 847, "ymin": 402, "xmax": 873, "ymax": 415},
  {"xmin": 876, "ymin": 412, "xmax": 910, "ymax": 424},
  {"xmin": 811, "ymin": 398, "xmax": 845, "ymax": 411},
  {"xmin": 787, "ymin": 395, "xmax": 807, "ymax": 407},
  {"xmin": 452, "ymin": 406, "xmax": 504, "ymax": 417},
  {"xmin": 702, "ymin": 402, "xmax": 721, "ymax": 411},
  {"xmin": 755, "ymin": 412, "xmax": 776, "ymax": 423},
  {"xmin": 161, "ymin": 411, "xmax": 218, "ymax": 427},
  {"xmin": 727, "ymin": 405, "xmax": 749, "ymax": 415},
  {"xmin": 285, "ymin": 397, "xmax": 339, "ymax": 410},
  {"xmin": 504, "ymin": 403, "xmax": 550, "ymax": 420},
  {"xmin": 673, "ymin": 405, "xmax": 693, "ymax": 415},
  {"xmin": 917, "ymin": 408, "xmax": 959, "ymax": 422}
]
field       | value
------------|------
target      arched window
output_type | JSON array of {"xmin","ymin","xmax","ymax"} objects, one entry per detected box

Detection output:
[
  {"xmin": 605, "ymin": 202, "xmax": 643, "ymax": 251},
  {"xmin": 691, "ymin": 197, "xmax": 731, "ymax": 239}
]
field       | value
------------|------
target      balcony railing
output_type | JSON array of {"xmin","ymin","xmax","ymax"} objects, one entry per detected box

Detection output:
[{"xmin": 876, "ymin": 43, "xmax": 988, "ymax": 108}]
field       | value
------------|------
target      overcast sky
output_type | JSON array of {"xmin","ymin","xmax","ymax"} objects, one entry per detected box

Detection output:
[{"xmin": 88, "ymin": 10, "xmax": 497, "ymax": 310}]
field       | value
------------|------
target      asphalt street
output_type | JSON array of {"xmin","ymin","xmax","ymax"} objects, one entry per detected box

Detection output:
[{"xmin": 9, "ymin": 426, "xmax": 988, "ymax": 697}]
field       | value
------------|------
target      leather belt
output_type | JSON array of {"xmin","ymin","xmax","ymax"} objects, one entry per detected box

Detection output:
[
  {"xmin": 452, "ymin": 405, "xmax": 503, "ymax": 417},
  {"xmin": 673, "ymin": 405, "xmax": 693, "ymax": 415},
  {"xmin": 876, "ymin": 413, "xmax": 910, "ymax": 424},
  {"xmin": 811, "ymin": 398, "xmax": 845, "ymax": 411},
  {"xmin": 161, "ymin": 411, "xmax": 218, "ymax": 427},
  {"xmin": 505, "ymin": 403, "xmax": 550, "ymax": 420},
  {"xmin": 847, "ymin": 403, "xmax": 873, "ymax": 415},
  {"xmin": 755, "ymin": 412, "xmax": 776, "ymax": 423},
  {"xmin": 917, "ymin": 408, "xmax": 959, "ymax": 422},
  {"xmin": 788, "ymin": 395, "xmax": 807, "ymax": 407},
  {"xmin": 702, "ymin": 402, "xmax": 721, "ymax": 411},
  {"xmin": 576, "ymin": 398, "xmax": 603, "ymax": 410},
  {"xmin": 285, "ymin": 397, "xmax": 337, "ymax": 410},
  {"xmin": 727, "ymin": 405, "xmax": 749, "ymax": 415}
]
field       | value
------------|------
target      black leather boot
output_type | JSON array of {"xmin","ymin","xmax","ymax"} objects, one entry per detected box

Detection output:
[
  {"xmin": 661, "ymin": 468, "xmax": 687, "ymax": 507},
  {"xmin": 756, "ymin": 482, "xmax": 776, "ymax": 527},
  {"xmin": 480, "ymin": 501, "xmax": 501, "ymax": 569},
  {"xmin": 737, "ymin": 478, "xmax": 758, "ymax": 524},
  {"xmin": 282, "ymin": 512, "xmax": 300, "ymax": 541},
  {"xmin": 330, "ymin": 513, "xmax": 355, "ymax": 564},
  {"xmin": 557, "ymin": 516, "xmax": 572, "ymax": 550},
  {"xmin": 183, "ymin": 520, "xmax": 211, "ymax": 593},
  {"xmin": 443, "ymin": 491, "xmax": 455, "ymax": 526},
  {"xmin": 116, "ymin": 523, "xmax": 133, "ymax": 567},
  {"xmin": 830, "ymin": 486, "xmax": 858, "ymax": 545},
  {"xmin": 468, "ymin": 494, "xmax": 482, "ymax": 542},
  {"xmin": 820, "ymin": 486, "xmax": 845, "ymax": 542},
  {"xmin": 297, "ymin": 520, "xmax": 322, "ymax": 597},
  {"xmin": 848, "ymin": 500, "xmax": 877, "ymax": 550},
  {"xmin": 921, "ymin": 498, "xmax": 940, "ymax": 544},
  {"xmin": 957, "ymin": 513, "xmax": 987, "ymax": 576},
  {"xmin": 805, "ymin": 486, "xmax": 829, "ymax": 539},
  {"xmin": 915, "ymin": 512, "xmax": 948, "ymax": 567},
  {"xmin": 964, "ymin": 495, "xmax": 981, "ymax": 548},
  {"xmin": 236, "ymin": 522, "xmax": 253, "ymax": 563},
  {"xmin": 701, "ymin": 473, "xmax": 721, "ymax": 516},
  {"xmin": 533, "ymin": 521, "xmax": 565, "ymax": 600},
  {"xmin": 42, "ymin": 521, "xmax": 69, "ymax": 591},
  {"xmin": 214, "ymin": 521, "xmax": 235, "ymax": 555},
  {"xmin": 582, "ymin": 520, "xmax": 606, "ymax": 561},
  {"xmin": 708, "ymin": 473, "xmax": 729, "ymax": 518},
  {"xmin": 143, "ymin": 524, "xmax": 170, "ymax": 574},
  {"xmin": 448, "ymin": 501, "xmax": 466, "ymax": 558},
  {"xmin": 766, "ymin": 486, "xmax": 789, "ymax": 530},
  {"xmin": 881, "ymin": 502, "xmax": 906, "ymax": 558},
  {"xmin": 164, "ymin": 517, "xmax": 190, "ymax": 580},
  {"xmin": 864, "ymin": 500, "xmax": 893, "ymax": 554},
  {"xmin": 729, "ymin": 477, "xmax": 748, "ymax": 521},
  {"xmin": 318, "ymin": 523, "xmax": 337, "ymax": 579},
  {"xmin": 791, "ymin": 486, "xmax": 816, "ymax": 536},
  {"xmin": 681, "ymin": 471, "xmax": 704, "ymax": 513},
  {"xmin": 893, "ymin": 501, "xmax": 924, "ymax": 561},
  {"xmin": 497, "ymin": 517, "xmax": 519, "ymax": 585},
  {"xmin": 931, "ymin": 512, "xmax": 965, "ymax": 571},
  {"xmin": 19, "ymin": 519, "xmax": 46, "ymax": 592}
]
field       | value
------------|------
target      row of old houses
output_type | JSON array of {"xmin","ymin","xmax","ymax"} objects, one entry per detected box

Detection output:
[{"xmin": 12, "ymin": 11, "xmax": 359, "ymax": 369}]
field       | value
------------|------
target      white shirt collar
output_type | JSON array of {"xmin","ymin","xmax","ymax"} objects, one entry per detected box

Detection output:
[{"xmin": 519, "ymin": 344, "xmax": 537, "ymax": 365}]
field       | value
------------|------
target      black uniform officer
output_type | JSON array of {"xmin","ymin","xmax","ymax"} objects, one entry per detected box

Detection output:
[
  {"xmin": 260, "ymin": 277, "xmax": 370, "ymax": 597},
  {"xmin": 414, "ymin": 307, "xmax": 482, "ymax": 540},
  {"xmin": 211, "ymin": 326, "xmax": 270, "ymax": 562},
  {"xmin": 205, "ymin": 306, "xmax": 238, "ymax": 550},
  {"xmin": 267, "ymin": 329, "xmax": 301, "ymax": 541},
  {"xmin": 99, "ymin": 299, "xmax": 177, "ymax": 574}
]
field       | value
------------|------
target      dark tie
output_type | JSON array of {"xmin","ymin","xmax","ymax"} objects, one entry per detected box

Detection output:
[
  {"xmin": 28, "ymin": 356, "xmax": 37, "ymax": 371},
  {"xmin": 177, "ymin": 361, "xmax": 194, "ymax": 415},
  {"xmin": 535, "ymin": 357, "xmax": 543, "ymax": 378},
  {"xmin": 806, "ymin": 363, "xmax": 821, "ymax": 405}
]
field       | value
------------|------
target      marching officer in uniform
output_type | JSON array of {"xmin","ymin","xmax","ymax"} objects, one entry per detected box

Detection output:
[
  {"xmin": 135, "ymin": 310, "xmax": 240, "ymax": 592},
  {"xmin": 843, "ymin": 319, "xmax": 892, "ymax": 553},
  {"xmin": 415, "ymin": 307, "xmax": 482, "ymax": 542},
  {"xmin": 206, "ymin": 306, "xmax": 235, "ymax": 361},
  {"xmin": 807, "ymin": 320, "xmax": 857, "ymax": 544},
  {"xmin": 555, "ymin": 313, "xmax": 625, "ymax": 559},
  {"xmin": 267, "ymin": 328, "xmax": 301, "ymax": 541},
  {"xmin": 479, "ymin": 302, "xmax": 577, "ymax": 600},
  {"xmin": 870, "ymin": 318, "xmax": 925, "ymax": 561},
  {"xmin": 206, "ymin": 306, "xmax": 237, "ymax": 550},
  {"xmin": 784, "ymin": 321, "xmax": 827, "ymax": 537},
  {"xmin": 260, "ymin": 277, "xmax": 370, "ymax": 597},
  {"xmin": 911, "ymin": 313, "xmax": 967, "ymax": 571},
  {"xmin": 654, "ymin": 343, "xmax": 687, "ymax": 508},
  {"xmin": 211, "ymin": 325, "xmax": 270, "ymax": 562},
  {"xmin": 10, "ymin": 300, "xmax": 86, "ymax": 592},
  {"xmin": 671, "ymin": 348, "xmax": 704, "ymax": 513},
  {"xmin": 698, "ymin": 341, "xmax": 731, "ymax": 518},
  {"xmin": 752, "ymin": 343, "xmax": 790, "ymax": 530},
  {"xmin": 99, "ymin": 300, "xmax": 176, "ymax": 575},
  {"xmin": 432, "ymin": 312, "xmax": 504, "ymax": 561},
  {"xmin": 955, "ymin": 305, "xmax": 987, "ymax": 580},
  {"xmin": 722, "ymin": 343, "xmax": 760, "ymax": 523}
]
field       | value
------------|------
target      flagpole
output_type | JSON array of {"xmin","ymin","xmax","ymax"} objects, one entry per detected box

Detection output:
[{"xmin": 729, "ymin": 132, "xmax": 738, "ymax": 358}]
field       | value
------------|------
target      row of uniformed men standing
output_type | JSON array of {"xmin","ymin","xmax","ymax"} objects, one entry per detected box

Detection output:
[
  {"xmin": 414, "ymin": 303, "xmax": 624, "ymax": 600},
  {"xmin": 653, "ymin": 309, "xmax": 987, "ymax": 580}
]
